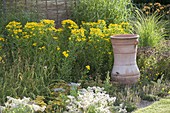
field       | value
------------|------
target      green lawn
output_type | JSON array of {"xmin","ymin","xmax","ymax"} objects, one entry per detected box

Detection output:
[{"xmin": 133, "ymin": 98, "xmax": 170, "ymax": 113}]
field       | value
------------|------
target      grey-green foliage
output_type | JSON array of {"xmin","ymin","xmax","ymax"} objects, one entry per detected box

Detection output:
[
  {"xmin": 70, "ymin": 0, "xmax": 133, "ymax": 25},
  {"xmin": 3, "ymin": 105, "xmax": 33, "ymax": 113},
  {"xmin": 131, "ymin": 10, "xmax": 168, "ymax": 47}
]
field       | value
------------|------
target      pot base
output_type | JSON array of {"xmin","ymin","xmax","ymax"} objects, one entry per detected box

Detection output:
[{"xmin": 111, "ymin": 75, "xmax": 140, "ymax": 84}]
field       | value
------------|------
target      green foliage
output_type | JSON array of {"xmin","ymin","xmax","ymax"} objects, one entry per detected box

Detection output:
[
  {"xmin": 0, "ymin": 1, "xmax": 43, "ymax": 33},
  {"xmin": 0, "ymin": 3, "xmax": 170, "ymax": 112},
  {"xmin": 111, "ymin": 85, "xmax": 141, "ymax": 112},
  {"xmin": 139, "ymin": 79, "xmax": 170, "ymax": 100},
  {"xmin": 103, "ymin": 71, "xmax": 112, "ymax": 92},
  {"xmin": 70, "ymin": 0, "xmax": 133, "ymax": 25},
  {"xmin": 3, "ymin": 105, "xmax": 33, "ymax": 113},
  {"xmin": 0, "ymin": 19, "xmax": 130, "ymax": 87},
  {"xmin": 137, "ymin": 40, "xmax": 170, "ymax": 82},
  {"xmin": 131, "ymin": 10, "xmax": 168, "ymax": 47}
]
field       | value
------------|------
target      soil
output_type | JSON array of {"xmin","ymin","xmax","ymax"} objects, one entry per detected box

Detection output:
[{"xmin": 137, "ymin": 100, "xmax": 154, "ymax": 108}]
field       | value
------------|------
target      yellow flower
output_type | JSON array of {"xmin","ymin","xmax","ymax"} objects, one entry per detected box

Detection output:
[
  {"xmin": 90, "ymin": 28, "xmax": 102, "ymax": 36},
  {"xmin": 40, "ymin": 19, "xmax": 55, "ymax": 26},
  {"xmin": 39, "ymin": 46, "xmax": 46, "ymax": 50},
  {"xmin": 0, "ymin": 37, "xmax": 5, "ymax": 41},
  {"xmin": 154, "ymin": 2, "xmax": 161, "ymax": 7},
  {"xmin": 32, "ymin": 43, "xmax": 37, "ymax": 46},
  {"xmin": 69, "ymin": 37, "xmax": 72, "ymax": 40},
  {"xmin": 6, "ymin": 21, "xmax": 22, "ymax": 29},
  {"xmin": 168, "ymin": 91, "xmax": 170, "ymax": 94},
  {"xmin": 76, "ymin": 37, "xmax": 82, "ymax": 42},
  {"xmin": 145, "ymin": 11, "xmax": 149, "ymax": 15},
  {"xmin": 41, "ymin": 46, "xmax": 46, "ymax": 49},
  {"xmin": 53, "ymin": 37, "xmax": 58, "ymax": 40},
  {"xmin": 97, "ymin": 20, "xmax": 106, "ymax": 25},
  {"xmin": 56, "ymin": 47, "xmax": 60, "ymax": 51},
  {"xmin": 23, "ymin": 35, "xmax": 29, "ymax": 39},
  {"xmin": 160, "ymin": 6, "xmax": 164, "ymax": 10},
  {"xmin": 156, "ymin": 9, "xmax": 160, "ymax": 13},
  {"xmin": 86, "ymin": 65, "xmax": 90, "ymax": 70},
  {"xmin": 148, "ymin": 3, "xmax": 153, "ymax": 6},
  {"xmin": 61, "ymin": 19, "xmax": 78, "ymax": 29},
  {"xmin": 144, "ymin": 6, "xmax": 150, "ymax": 10},
  {"xmin": 0, "ymin": 56, "xmax": 2, "ymax": 61},
  {"xmin": 108, "ymin": 52, "xmax": 112, "ymax": 55},
  {"xmin": 162, "ymin": 88, "xmax": 165, "ymax": 91},
  {"xmin": 56, "ymin": 28, "xmax": 63, "ymax": 32},
  {"xmin": 62, "ymin": 51, "xmax": 69, "ymax": 58},
  {"xmin": 71, "ymin": 28, "xmax": 85, "ymax": 37}
]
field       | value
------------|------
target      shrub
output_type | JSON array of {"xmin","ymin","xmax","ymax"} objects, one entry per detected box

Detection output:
[
  {"xmin": 2, "ymin": 96, "xmax": 46, "ymax": 113},
  {"xmin": 70, "ymin": 0, "xmax": 133, "ymax": 25},
  {"xmin": 64, "ymin": 86, "xmax": 127, "ymax": 113},
  {"xmin": 137, "ymin": 40, "xmax": 170, "ymax": 82},
  {"xmin": 0, "ymin": 19, "xmax": 131, "ymax": 105},
  {"xmin": 131, "ymin": 10, "xmax": 168, "ymax": 47}
]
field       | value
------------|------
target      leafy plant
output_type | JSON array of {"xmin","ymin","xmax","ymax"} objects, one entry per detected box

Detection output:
[
  {"xmin": 70, "ymin": 0, "xmax": 133, "ymax": 25},
  {"xmin": 2, "ymin": 96, "xmax": 46, "ymax": 113},
  {"xmin": 64, "ymin": 86, "xmax": 124, "ymax": 113},
  {"xmin": 137, "ymin": 40, "xmax": 170, "ymax": 82},
  {"xmin": 131, "ymin": 10, "xmax": 168, "ymax": 47}
]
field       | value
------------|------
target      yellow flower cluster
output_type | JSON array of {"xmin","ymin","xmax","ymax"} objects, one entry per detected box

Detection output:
[
  {"xmin": 6, "ymin": 21, "xmax": 22, "ymax": 29},
  {"xmin": 6, "ymin": 19, "xmax": 57, "ymax": 40},
  {"xmin": 39, "ymin": 46, "xmax": 46, "ymax": 50},
  {"xmin": 6, "ymin": 21, "xmax": 22, "ymax": 38},
  {"xmin": 108, "ymin": 23, "xmax": 125, "ymax": 34},
  {"xmin": 32, "ymin": 43, "xmax": 37, "ymax": 46},
  {"xmin": 142, "ymin": 2, "xmax": 169, "ymax": 15},
  {"xmin": 90, "ymin": 28, "xmax": 103, "ymax": 36},
  {"xmin": 62, "ymin": 19, "xmax": 79, "ymax": 29},
  {"xmin": 24, "ymin": 22, "xmax": 43, "ymax": 29},
  {"xmin": 65, "ymin": 19, "xmax": 130, "ymax": 48},
  {"xmin": 55, "ymin": 28, "xmax": 63, "ymax": 32},
  {"xmin": 71, "ymin": 28, "xmax": 85, "ymax": 37},
  {"xmin": 70, "ymin": 28, "xmax": 86, "ymax": 42},
  {"xmin": 4, "ymin": 19, "xmax": 130, "ymax": 62},
  {"xmin": 40, "ymin": 19, "xmax": 55, "ymax": 26},
  {"xmin": 62, "ymin": 50, "xmax": 69, "ymax": 58},
  {"xmin": 86, "ymin": 65, "xmax": 90, "ymax": 70}
]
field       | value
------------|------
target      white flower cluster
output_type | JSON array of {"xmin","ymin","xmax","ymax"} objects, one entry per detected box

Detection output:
[
  {"xmin": 64, "ymin": 86, "xmax": 117, "ymax": 113},
  {"xmin": 2, "ymin": 96, "xmax": 46, "ymax": 112}
]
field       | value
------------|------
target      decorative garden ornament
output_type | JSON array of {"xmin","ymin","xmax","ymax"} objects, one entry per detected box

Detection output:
[{"xmin": 110, "ymin": 34, "xmax": 140, "ymax": 84}]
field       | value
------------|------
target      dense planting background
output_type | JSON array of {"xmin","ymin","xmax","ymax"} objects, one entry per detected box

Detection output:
[{"xmin": 0, "ymin": 0, "xmax": 170, "ymax": 113}]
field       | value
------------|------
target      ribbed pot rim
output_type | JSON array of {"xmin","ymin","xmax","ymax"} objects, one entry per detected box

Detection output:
[{"xmin": 110, "ymin": 34, "xmax": 139, "ymax": 40}]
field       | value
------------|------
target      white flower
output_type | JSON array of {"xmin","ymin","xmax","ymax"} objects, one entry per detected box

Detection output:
[
  {"xmin": 2, "ymin": 96, "xmax": 46, "ymax": 112},
  {"xmin": 65, "ymin": 86, "xmax": 118, "ymax": 113},
  {"xmin": 31, "ymin": 104, "xmax": 46, "ymax": 112}
]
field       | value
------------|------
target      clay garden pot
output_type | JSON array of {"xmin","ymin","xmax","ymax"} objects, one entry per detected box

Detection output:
[{"xmin": 110, "ymin": 34, "xmax": 140, "ymax": 84}]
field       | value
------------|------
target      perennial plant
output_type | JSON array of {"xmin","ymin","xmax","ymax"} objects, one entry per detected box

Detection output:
[{"xmin": 64, "ymin": 86, "xmax": 126, "ymax": 113}]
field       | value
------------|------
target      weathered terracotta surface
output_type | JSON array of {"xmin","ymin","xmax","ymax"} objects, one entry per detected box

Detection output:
[{"xmin": 110, "ymin": 34, "xmax": 140, "ymax": 84}]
